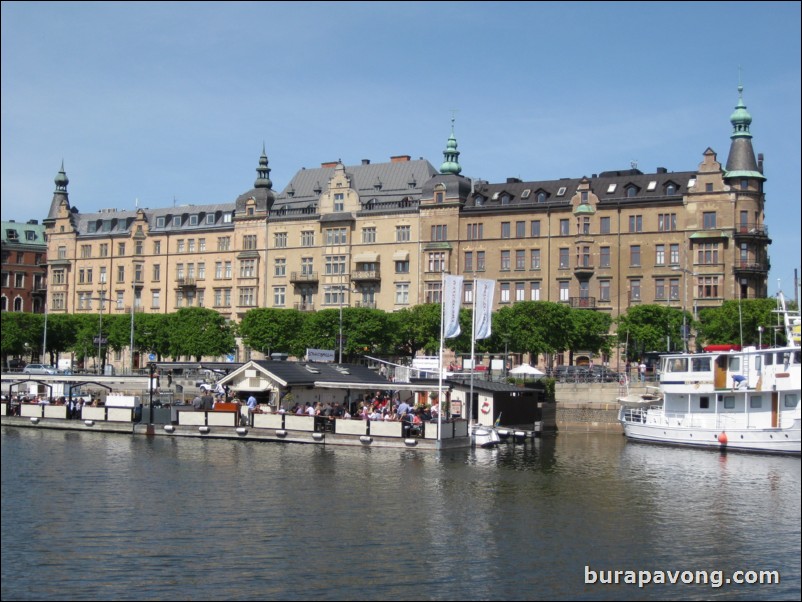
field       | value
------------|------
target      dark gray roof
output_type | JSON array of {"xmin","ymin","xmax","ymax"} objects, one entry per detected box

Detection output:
[
  {"xmin": 274, "ymin": 159, "xmax": 438, "ymax": 211},
  {"xmin": 74, "ymin": 204, "xmax": 237, "ymax": 236},
  {"xmin": 467, "ymin": 168, "xmax": 695, "ymax": 211}
]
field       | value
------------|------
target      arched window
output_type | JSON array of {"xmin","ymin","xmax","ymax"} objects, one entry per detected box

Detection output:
[{"xmin": 13, "ymin": 297, "xmax": 23, "ymax": 311}]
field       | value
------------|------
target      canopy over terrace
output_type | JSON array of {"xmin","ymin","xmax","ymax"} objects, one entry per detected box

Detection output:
[{"xmin": 216, "ymin": 360, "xmax": 427, "ymax": 410}]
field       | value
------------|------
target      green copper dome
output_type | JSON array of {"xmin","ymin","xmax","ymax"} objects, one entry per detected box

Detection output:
[
  {"xmin": 440, "ymin": 119, "xmax": 462, "ymax": 175},
  {"xmin": 730, "ymin": 84, "xmax": 753, "ymax": 138}
]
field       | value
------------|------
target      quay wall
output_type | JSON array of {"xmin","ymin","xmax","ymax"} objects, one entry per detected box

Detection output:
[{"xmin": 554, "ymin": 382, "xmax": 637, "ymax": 433}]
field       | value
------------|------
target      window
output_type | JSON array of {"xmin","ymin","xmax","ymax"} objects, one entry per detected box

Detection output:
[
  {"xmin": 176, "ymin": 264, "xmax": 185, "ymax": 280},
  {"xmin": 187, "ymin": 239, "xmax": 195, "ymax": 253},
  {"xmin": 395, "ymin": 283, "xmax": 409, "ymax": 305},
  {"xmin": 600, "ymin": 217, "xmax": 611, "ymax": 234},
  {"xmin": 530, "ymin": 249, "xmax": 541, "ymax": 270},
  {"xmin": 559, "ymin": 248, "xmax": 569, "ymax": 269},
  {"xmin": 301, "ymin": 257, "xmax": 314, "ymax": 275},
  {"xmin": 559, "ymin": 219, "xmax": 569, "ymax": 236},
  {"xmin": 515, "ymin": 282, "xmax": 525, "ymax": 302},
  {"xmin": 700, "ymin": 396, "xmax": 710, "ymax": 409},
  {"xmin": 274, "ymin": 232, "xmax": 287, "ymax": 248},
  {"xmin": 463, "ymin": 281, "xmax": 474, "ymax": 304},
  {"xmin": 241, "ymin": 259, "xmax": 257, "ymax": 278},
  {"xmin": 630, "ymin": 279, "xmax": 641, "ymax": 301},
  {"xmin": 630, "ymin": 245, "xmax": 641, "ymax": 267},
  {"xmin": 515, "ymin": 249, "xmax": 526, "ymax": 271},
  {"xmin": 117, "ymin": 266, "xmax": 125, "ymax": 283},
  {"xmin": 334, "ymin": 193, "xmax": 344, "ymax": 212},
  {"xmin": 698, "ymin": 276, "xmax": 720, "ymax": 299},
  {"xmin": 477, "ymin": 251, "xmax": 485, "ymax": 272},
  {"xmin": 52, "ymin": 269, "xmax": 65, "ymax": 285},
  {"xmin": 156, "ymin": 216, "xmax": 166, "ymax": 228},
  {"xmin": 581, "ymin": 191, "xmax": 588, "ymax": 203},
  {"xmin": 655, "ymin": 278, "xmax": 666, "ymax": 300},
  {"xmin": 206, "ymin": 213, "xmax": 215, "ymax": 225},
  {"xmin": 172, "ymin": 216, "xmax": 181, "ymax": 227},
  {"xmin": 698, "ymin": 243, "xmax": 719, "ymax": 265},
  {"xmin": 600, "ymin": 246, "xmax": 611, "ymax": 268},
  {"xmin": 152, "ymin": 264, "xmax": 161, "ymax": 281},
  {"xmin": 599, "ymin": 280, "xmax": 610, "ymax": 302},
  {"xmin": 301, "ymin": 231, "xmax": 315, "ymax": 246},
  {"xmin": 467, "ymin": 223, "xmax": 483, "ymax": 240},
  {"xmin": 116, "ymin": 291, "xmax": 124, "ymax": 310},
  {"xmin": 629, "ymin": 215, "xmax": 643, "ymax": 233},
  {"xmin": 500, "ymin": 282, "xmax": 510, "ymax": 303},
  {"xmin": 223, "ymin": 213, "xmax": 232, "ymax": 223},
  {"xmin": 501, "ymin": 222, "xmax": 510, "ymax": 239},
  {"xmin": 431, "ymin": 225, "xmax": 447, "ymax": 241},
  {"xmin": 395, "ymin": 260, "xmax": 410, "ymax": 274},
  {"xmin": 15, "ymin": 273, "xmax": 26, "ymax": 288},
  {"xmin": 669, "ymin": 278, "xmax": 680, "ymax": 300},
  {"xmin": 500, "ymin": 250, "xmax": 510, "ymax": 271},
  {"xmin": 362, "ymin": 227, "xmax": 376, "ymax": 243},
  {"xmin": 577, "ymin": 246, "xmax": 591, "ymax": 268},
  {"xmin": 218, "ymin": 236, "xmax": 231, "ymax": 251},
  {"xmin": 427, "ymin": 252, "xmax": 446, "ymax": 273},
  {"xmin": 238, "ymin": 287, "xmax": 257, "ymax": 307},
  {"xmin": 81, "ymin": 245, "xmax": 92, "ymax": 258},
  {"xmin": 152, "ymin": 240, "xmax": 161, "ymax": 255},
  {"xmin": 626, "ymin": 186, "xmax": 637, "ymax": 198},
  {"xmin": 655, "ymin": 245, "xmax": 665, "ymax": 265},
  {"xmin": 273, "ymin": 287, "xmax": 286, "ymax": 307},
  {"xmin": 99, "ymin": 243, "xmax": 109, "ymax": 257},
  {"xmin": 516, "ymin": 221, "xmax": 526, "ymax": 238},
  {"xmin": 669, "ymin": 244, "xmax": 680, "ymax": 265},
  {"xmin": 134, "ymin": 264, "xmax": 144, "ymax": 283},
  {"xmin": 666, "ymin": 183, "xmax": 677, "ymax": 195},
  {"xmin": 723, "ymin": 396, "xmax": 735, "ymax": 409},
  {"xmin": 396, "ymin": 225, "xmax": 411, "ymax": 242},
  {"xmin": 214, "ymin": 288, "xmax": 231, "ymax": 307},
  {"xmin": 325, "ymin": 228, "xmax": 347, "ymax": 245},
  {"xmin": 658, "ymin": 213, "xmax": 677, "ymax": 231},
  {"xmin": 325, "ymin": 255, "xmax": 346, "ymax": 275},
  {"xmin": 189, "ymin": 215, "xmax": 198, "ymax": 226},
  {"xmin": 703, "ymin": 211, "xmax": 717, "ymax": 229},
  {"xmin": 785, "ymin": 394, "xmax": 798, "ymax": 408},
  {"xmin": 580, "ymin": 216, "xmax": 591, "ymax": 235},
  {"xmin": 243, "ymin": 235, "xmax": 257, "ymax": 250},
  {"xmin": 536, "ymin": 191, "xmax": 547, "ymax": 203},
  {"xmin": 530, "ymin": 281, "xmax": 541, "ymax": 301},
  {"xmin": 151, "ymin": 290, "xmax": 160, "ymax": 309},
  {"xmin": 464, "ymin": 251, "xmax": 473, "ymax": 272},
  {"xmin": 750, "ymin": 396, "xmax": 763, "ymax": 409},
  {"xmin": 705, "ymin": 182, "xmax": 713, "ymax": 192},
  {"xmin": 530, "ymin": 220, "xmax": 541, "ymax": 237},
  {"xmin": 177, "ymin": 240, "xmax": 185, "ymax": 253},
  {"xmin": 559, "ymin": 281, "xmax": 570, "ymax": 302}
]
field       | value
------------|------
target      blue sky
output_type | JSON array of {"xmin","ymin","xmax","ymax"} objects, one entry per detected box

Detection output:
[{"xmin": 2, "ymin": 1, "xmax": 800, "ymax": 296}]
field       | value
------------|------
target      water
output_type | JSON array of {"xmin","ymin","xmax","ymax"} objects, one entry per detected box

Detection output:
[{"xmin": 1, "ymin": 427, "xmax": 799, "ymax": 601}]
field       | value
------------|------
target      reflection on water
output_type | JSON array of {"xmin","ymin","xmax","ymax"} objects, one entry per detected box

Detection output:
[{"xmin": 1, "ymin": 428, "xmax": 799, "ymax": 601}]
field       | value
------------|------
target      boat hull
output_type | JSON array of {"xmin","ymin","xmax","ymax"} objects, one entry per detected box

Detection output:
[{"xmin": 622, "ymin": 420, "xmax": 801, "ymax": 455}]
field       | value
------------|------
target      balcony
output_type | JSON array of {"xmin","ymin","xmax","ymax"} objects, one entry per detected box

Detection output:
[
  {"xmin": 733, "ymin": 260, "xmax": 770, "ymax": 274},
  {"xmin": 733, "ymin": 223, "xmax": 770, "ymax": 240},
  {"xmin": 293, "ymin": 302, "xmax": 315, "ymax": 312},
  {"xmin": 351, "ymin": 269, "xmax": 381, "ymax": 282},
  {"xmin": 355, "ymin": 301, "xmax": 377, "ymax": 309},
  {"xmin": 573, "ymin": 261, "xmax": 595, "ymax": 278},
  {"xmin": 290, "ymin": 271, "xmax": 319, "ymax": 283},
  {"xmin": 569, "ymin": 297, "xmax": 597, "ymax": 309},
  {"xmin": 176, "ymin": 277, "xmax": 196, "ymax": 288}
]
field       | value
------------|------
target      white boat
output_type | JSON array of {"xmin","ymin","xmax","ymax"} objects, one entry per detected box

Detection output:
[
  {"xmin": 619, "ymin": 294, "xmax": 801, "ymax": 455},
  {"xmin": 617, "ymin": 386, "xmax": 663, "ymax": 408},
  {"xmin": 471, "ymin": 423, "xmax": 500, "ymax": 448}
]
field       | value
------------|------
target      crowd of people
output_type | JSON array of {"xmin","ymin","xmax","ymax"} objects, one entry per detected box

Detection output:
[{"xmin": 1, "ymin": 394, "xmax": 97, "ymax": 418}]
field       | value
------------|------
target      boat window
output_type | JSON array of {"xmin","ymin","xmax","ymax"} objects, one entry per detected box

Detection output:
[
  {"xmin": 691, "ymin": 357, "xmax": 710, "ymax": 372},
  {"xmin": 722, "ymin": 396, "xmax": 735, "ymax": 409},
  {"xmin": 750, "ymin": 395, "xmax": 762, "ymax": 409},
  {"xmin": 669, "ymin": 358, "xmax": 687, "ymax": 372},
  {"xmin": 764, "ymin": 353, "xmax": 774, "ymax": 366},
  {"xmin": 729, "ymin": 357, "xmax": 741, "ymax": 371},
  {"xmin": 794, "ymin": 351, "xmax": 800, "ymax": 364},
  {"xmin": 754, "ymin": 355, "xmax": 762, "ymax": 371},
  {"xmin": 784, "ymin": 393, "xmax": 798, "ymax": 408},
  {"xmin": 699, "ymin": 396, "xmax": 710, "ymax": 409}
]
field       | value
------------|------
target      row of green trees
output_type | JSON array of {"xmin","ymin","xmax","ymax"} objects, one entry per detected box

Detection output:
[{"xmin": 1, "ymin": 298, "xmax": 790, "ymax": 368}]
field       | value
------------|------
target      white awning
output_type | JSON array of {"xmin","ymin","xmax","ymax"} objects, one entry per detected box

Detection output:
[
  {"xmin": 353, "ymin": 252, "xmax": 379, "ymax": 263},
  {"xmin": 392, "ymin": 250, "xmax": 410, "ymax": 261},
  {"xmin": 314, "ymin": 380, "xmax": 434, "ymax": 391}
]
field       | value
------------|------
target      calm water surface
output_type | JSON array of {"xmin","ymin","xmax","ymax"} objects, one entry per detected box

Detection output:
[{"xmin": 1, "ymin": 427, "xmax": 799, "ymax": 601}]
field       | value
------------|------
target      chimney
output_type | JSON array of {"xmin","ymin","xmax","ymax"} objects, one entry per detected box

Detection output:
[
  {"xmin": 506, "ymin": 177, "xmax": 521, "ymax": 184},
  {"xmin": 657, "ymin": 167, "xmax": 668, "ymax": 174},
  {"xmin": 758, "ymin": 153, "xmax": 764, "ymax": 173},
  {"xmin": 361, "ymin": 159, "xmax": 370, "ymax": 165},
  {"xmin": 27, "ymin": 219, "xmax": 39, "ymax": 225},
  {"xmin": 390, "ymin": 155, "xmax": 411, "ymax": 163},
  {"xmin": 321, "ymin": 161, "xmax": 338, "ymax": 168}
]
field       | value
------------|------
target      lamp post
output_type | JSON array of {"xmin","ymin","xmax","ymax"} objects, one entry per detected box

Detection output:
[
  {"xmin": 758, "ymin": 325, "xmax": 764, "ymax": 349},
  {"xmin": 89, "ymin": 290, "xmax": 107, "ymax": 374},
  {"xmin": 671, "ymin": 266, "xmax": 695, "ymax": 352}
]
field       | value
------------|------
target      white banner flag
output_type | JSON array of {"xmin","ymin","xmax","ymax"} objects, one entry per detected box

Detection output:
[
  {"xmin": 442, "ymin": 274, "xmax": 464, "ymax": 339},
  {"xmin": 474, "ymin": 278, "xmax": 495, "ymax": 339}
]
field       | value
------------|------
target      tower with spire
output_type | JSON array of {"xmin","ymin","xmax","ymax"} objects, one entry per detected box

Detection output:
[
  {"xmin": 44, "ymin": 161, "xmax": 71, "ymax": 226},
  {"xmin": 724, "ymin": 83, "xmax": 766, "ymax": 181},
  {"xmin": 440, "ymin": 117, "xmax": 462, "ymax": 175}
]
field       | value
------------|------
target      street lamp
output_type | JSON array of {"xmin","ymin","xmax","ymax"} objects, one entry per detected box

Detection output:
[
  {"xmin": 758, "ymin": 325, "xmax": 764, "ymax": 349},
  {"xmin": 88, "ymin": 290, "xmax": 107, "ymax": 374},
  {"xmin": 671, "ymin": 266, "xmax": 696, "ymax": 352}
]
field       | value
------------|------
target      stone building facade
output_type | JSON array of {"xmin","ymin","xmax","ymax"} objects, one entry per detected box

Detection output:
[
  {"xmin": 1, "ymin": 219, "xmax": 47, "ymax": 313},
  {"xmin": 40, "ymin": 88, "xmax": 770, "ymax": 362}
]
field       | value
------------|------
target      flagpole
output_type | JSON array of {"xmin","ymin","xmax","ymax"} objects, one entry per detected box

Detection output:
[
  {"xmin": 437, "ymin": 270, "xmax": 445, "ymax": 444},
  {"xmin": 469, "ymin": 279, "xmax": 477, "ymax": 428}
]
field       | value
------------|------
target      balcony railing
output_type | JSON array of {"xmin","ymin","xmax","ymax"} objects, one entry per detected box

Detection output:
[
  {"xmin": 293, "ymin": 302, "xmax": 315, "ymax": 312},
  {"xmin": 569, "ymin": 296, "xmax": 597, "ymax": 309},
  {"xmin": 290, "ymin": 271, "xmax": 319, "ymax": 283},
  {"xmin": 733, "ymin": 260, "xmax": 770, "ymax": 273},
  {"xmin": 176, "ymin": 277, "xmax": 196, "ymax": 288},
  {"xmin": 351, "ymin": 270, "xmax": 381, "ymax": 282},
  {"xmin": 355, "ymin": 301, "xmax": 377, "ymax": 309},
  {"xmin": 733, "ymin": 223, "xmax": 770, "ymax": 238}
]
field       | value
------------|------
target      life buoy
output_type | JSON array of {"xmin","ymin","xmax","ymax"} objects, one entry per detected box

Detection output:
[{"xmin": 481, "ymin": 402, "xmax": 491, "ymax": 414}]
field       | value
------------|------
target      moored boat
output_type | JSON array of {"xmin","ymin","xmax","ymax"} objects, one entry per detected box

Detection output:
[{"xmin": 619, "ymin": 294, "xmax": 801, "ymax": 455}]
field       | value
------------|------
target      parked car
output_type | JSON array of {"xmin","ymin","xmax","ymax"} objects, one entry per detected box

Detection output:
[
  {"xmin": 22, "ymin": 364, "xmax": 58, "ymax": 375},
  {"xmin": 8, "ymin": 358, "xmax": 27, "ymax": 371}
]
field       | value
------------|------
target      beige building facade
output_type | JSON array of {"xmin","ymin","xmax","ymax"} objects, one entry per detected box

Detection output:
[{"xmin": 41, "ymin": 89, "xmax": 770, "ymax": 361}]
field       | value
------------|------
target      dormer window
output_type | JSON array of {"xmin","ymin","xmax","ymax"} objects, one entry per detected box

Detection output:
[
  {"xmin": 666, "ymin": 183, "xmax": 677, "ymax": 195},
  {"xmin": 189, "ymin": 215, "xmax": 198, "ymax": 226},
  {"xmin": 581, "ymin": 191, "xmax": 589, "ymax": 203},
  {"xmin": 87, "ymin": 222, "xmax": 98, "ymax": 233},
  {"xmin": 537, "ymin": 192, "xmax": 547, "ymax": 203},
  {"xmin": 334, "ymin": 193, "xmax": 344, "ymax": 212},
  {"xmin": 172, "ymin": 216, "xmax": 182, "ymax": 227},
  {"xmin": 625, "ymin": 186, "xmax": 638, "ymax": 198},
  {"xmin": 223, "ymin": 212, "xmax": 233, "ymax": 223},
  {"xmin": 475, "ymin": 195, "xmax": 485, "ymax": 206},
  {"xmin": 501, "ymin": 194, "xmax": 510, "ymax": 205},
  {"xmin": 205, "ymin": 213, "xmax": 215, "ymax": 225},
  {"xmin": 156, "ymin": 216, "xmax": 166, "ymax": 228}
]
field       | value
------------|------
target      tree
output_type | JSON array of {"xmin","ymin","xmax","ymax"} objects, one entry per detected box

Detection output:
[
  {"xmin": 135, "ymin": 313, "xmax": 173, "ymax": 360},
  {"xmin": 239, "ymin": 308, "xmax": 306, "ymax": 358},
  {"xmin": 489, "ymin": 301, "xmax": 573, "ymax": 359},
  {"xmin": 391, "ymin": 304, "xmax": 444, "ymax": 356},
  {"xmin": 167, "ymin": 307, "xmax": 237, "ymax": 361},
  {"xmin": 567, "ymin": 310, "xmax": 613, "ymax": 359},
  {"xmin": 1, "ymin": 312, "xmax": 42, "ymax": 362},
  {"xmin": 697, "ymin": 298, "xmax": 787, "ymax": 347},
  {"xmin": 616, "ymin": 304, "xmax": 689, "ymax": 358},
  {"xmin": 44, "ymin": 313, "xmax": 80, "ymax": 365}
]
